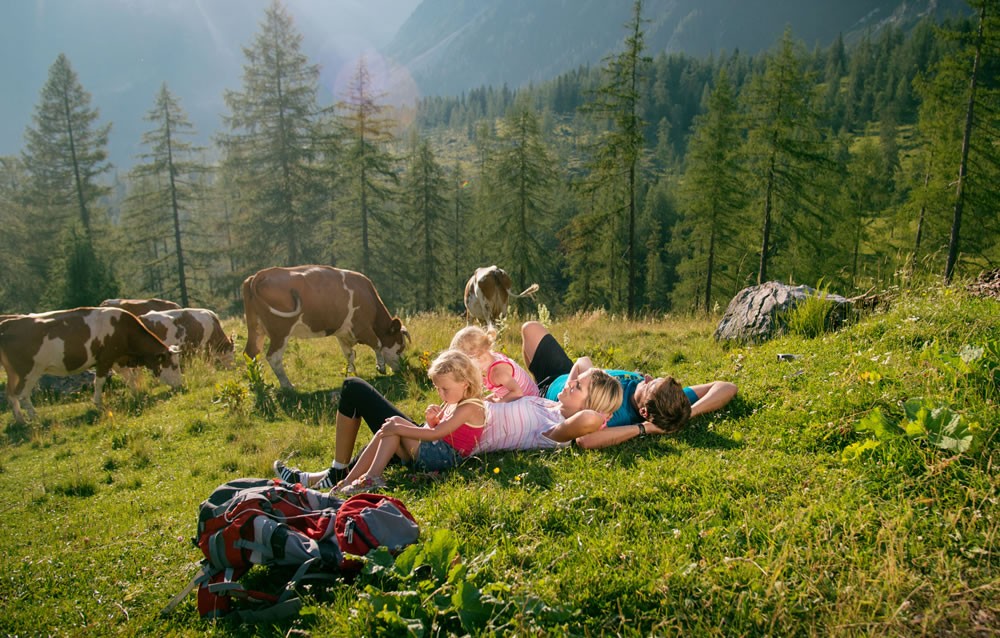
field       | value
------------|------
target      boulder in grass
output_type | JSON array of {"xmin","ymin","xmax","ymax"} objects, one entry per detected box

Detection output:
[{"xmin": 714, "ymin": 281, "xmax": 851, "ymax": 343}]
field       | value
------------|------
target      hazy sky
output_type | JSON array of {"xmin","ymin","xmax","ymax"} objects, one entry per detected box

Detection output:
[{"xmin": 1, "ymin": 0, "xmax": 421, "ymax": 168}]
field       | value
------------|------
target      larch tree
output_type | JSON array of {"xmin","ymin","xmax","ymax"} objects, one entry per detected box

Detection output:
[
  {"xmin": 677, "ymin": 69, "xmax": 747, "ymax": 312},
  {"xmin": 220, "ymin": 0, "xmax": 326, "ymax": 269},
  {"xmin": 127, "ymin": 83, "xmax": 207, "ymax": 307},
  {"xmin": 21, "ymin": 53, "xmax": 116, "ymax": 307},
  {"xmin": 483, "ymin": 102, "xmax": 557, "ymax": 292},
  {"xmin": 741, "ymin": 28, "xmax": 831, "ymax": 284},
  {"xmin": 400, "ymin": 137, "xmax": 450, "ymax": 310},
  {"xmin": 335, "ymin": 56, "xmax": 399, "ymax": 278},
  {"xmin": 578, "ymin": 0, "xmax": 651, "ymax": 315}
]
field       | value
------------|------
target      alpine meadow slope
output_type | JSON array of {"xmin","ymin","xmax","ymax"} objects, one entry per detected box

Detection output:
[{"xmin": 0, "ymin": 283, "xmax": 996, "ymax": 635}]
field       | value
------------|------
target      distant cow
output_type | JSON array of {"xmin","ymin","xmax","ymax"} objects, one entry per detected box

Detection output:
[
  {"xmin": 139, "ymin": 308, "xmax": 234, "ymax": 367},
  {"xmin": 100, "ymin": 298, "xmax": 181, "ymax": 316},
  {"xmin": 242, "ymin": 266, "xmax": 409, "ymax": 388},
  {"xmin": 464, "ymin": 266, "xmax": 539, "ymax": 330},
  {"xmin": 0, "ymin": 307, "xmax": 182, "ymax": 423}
]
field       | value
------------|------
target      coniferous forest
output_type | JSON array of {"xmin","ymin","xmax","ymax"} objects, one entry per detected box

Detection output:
[{"xmin": 1, "ymin": 0, "xmax": 998, "ymax": 318}]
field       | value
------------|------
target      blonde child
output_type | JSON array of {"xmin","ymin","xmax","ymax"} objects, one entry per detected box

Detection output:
[
  {"xmin": 332, "ymin": 350, "xmax": 487, "ymax": 494},
  {"xmin": 450, "ymin": 325, "xmax": 538, "ymax": 403}
]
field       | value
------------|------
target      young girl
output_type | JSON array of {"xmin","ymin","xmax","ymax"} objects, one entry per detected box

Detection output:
[
  {"xmin": 331, "ymin": 349, "xmax": 487, "ymax": 494},
  {"xmin": 450, "ymin": 325, "xmax": 538, "ymax": 403}
]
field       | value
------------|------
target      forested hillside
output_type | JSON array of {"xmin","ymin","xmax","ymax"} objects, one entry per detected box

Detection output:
[{"xmin": 0, "ymin": 0, "xmax": 997, "ymax": 319}]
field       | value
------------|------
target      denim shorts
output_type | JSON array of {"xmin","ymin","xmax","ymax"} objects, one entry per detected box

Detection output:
[{"xmin": 412, "ymin": 440, "xmax": 462, "ymax": 471}]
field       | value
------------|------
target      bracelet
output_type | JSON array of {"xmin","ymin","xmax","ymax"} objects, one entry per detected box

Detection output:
[{"xmin": 637, "ymin": 423, "xmax": 646, "ymax": 437}]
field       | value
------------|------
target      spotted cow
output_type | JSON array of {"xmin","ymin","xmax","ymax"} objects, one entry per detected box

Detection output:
[
  {"xmin": 0, "ymin": 307, "xmax": 182, "ymax": 422},
  {"xmin": 138, "ymin": 308, "xmax": 235, "ymax": 367},
  {"xmin": 242, "ymin": 266, "xmax": 409, "ymax": 388},
  {"xmin": 100, "ymin": 298, "xmax": 181, "ymax": 316},
  {"xmin": 464, "ymin": 266, "xmax": 539, "ymax": 330}
]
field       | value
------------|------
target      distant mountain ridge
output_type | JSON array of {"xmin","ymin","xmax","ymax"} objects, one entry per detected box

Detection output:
[{"xmin": 386, "ymin": 0, "xmax": 973, "ymax": 97}]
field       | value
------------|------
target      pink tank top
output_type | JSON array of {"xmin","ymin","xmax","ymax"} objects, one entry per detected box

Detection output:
[
  {"xmin": 440, "ymin": 397, "xmax": 487, "ymax": 456},
  {"xmin": 485, "ymin": 352, "xmax": 539, "ymax": 399}
]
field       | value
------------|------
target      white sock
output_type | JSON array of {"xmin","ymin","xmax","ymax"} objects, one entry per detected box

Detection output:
[{"xmin": 331, "ymin": 460, "xmax": 348, "ymax": 470}]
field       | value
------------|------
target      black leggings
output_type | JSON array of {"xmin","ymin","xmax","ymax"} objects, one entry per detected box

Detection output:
[{"xmin": 338, "ymin": 377, "xmax": 417, "ymax": 434}]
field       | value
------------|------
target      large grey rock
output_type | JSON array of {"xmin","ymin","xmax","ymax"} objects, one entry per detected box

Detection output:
[{"xmin": 714, "ymin": 281, "xmax": 850, "ymax": 343}]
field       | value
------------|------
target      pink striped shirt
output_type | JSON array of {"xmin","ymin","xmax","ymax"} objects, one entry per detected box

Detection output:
[{"xmin": 485, "ymin": 352, "xmax": 539, "ymax": 400}]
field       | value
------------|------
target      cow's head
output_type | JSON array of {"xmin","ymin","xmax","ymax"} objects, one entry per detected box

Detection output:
[
  {"xmin": 149, "ymin": 344, "xmax": 183, "ymax": 388},
  {"xmin": 376, "ymin": 318, "xmax": 409, "ymax": 374}
]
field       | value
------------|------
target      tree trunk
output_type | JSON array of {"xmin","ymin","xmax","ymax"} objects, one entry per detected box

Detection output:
[{"xmin": 945, "ymin": 4, "xmax": 985, "ymax": 284}]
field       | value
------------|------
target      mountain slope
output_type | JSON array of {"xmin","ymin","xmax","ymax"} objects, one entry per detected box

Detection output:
[{"xmin": 386, "ymin": 0, "xmax": 972, "ymax": 97}]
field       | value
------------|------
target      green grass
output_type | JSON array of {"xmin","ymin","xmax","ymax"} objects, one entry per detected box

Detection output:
[{"xmin": 0, "ymin": 286, "xmax": 997, "ymax": 636}]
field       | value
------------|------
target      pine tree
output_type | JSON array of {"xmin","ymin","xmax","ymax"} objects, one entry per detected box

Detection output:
[
  {"xmin": 220, "ymin": 0, "xmax": 326, "ymax": 268},
  {"xmin": 578, "ymin": 0, "xmax": 651, "ymax": 315},
  {"xmin": 127, "ymin": 84, "xmax": 207, "ymax": 306},
  {"xmin": 335, "ymin": 56, "xmax": 399, "ymax": 277}
]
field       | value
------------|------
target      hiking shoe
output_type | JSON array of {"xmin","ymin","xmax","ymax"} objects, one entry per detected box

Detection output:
[{"xmin": 273, "ymin": 459, "xmax": 304, "ymax": 485}]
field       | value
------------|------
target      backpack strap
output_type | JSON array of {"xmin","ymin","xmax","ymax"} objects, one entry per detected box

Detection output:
[{"xmin": 160, "ymin": 562, "xmax": 219, "ymax": 617}]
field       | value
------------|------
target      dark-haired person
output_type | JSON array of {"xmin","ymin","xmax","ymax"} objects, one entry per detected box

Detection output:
[{"xmin": 520, "ymin": 321, "xmax": 737, "ymax": 449}]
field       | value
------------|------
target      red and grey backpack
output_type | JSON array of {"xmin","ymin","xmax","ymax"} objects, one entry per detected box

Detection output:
[{"xmin": 162, "ymin": 478, "xmax": 419, "ymax": 622}]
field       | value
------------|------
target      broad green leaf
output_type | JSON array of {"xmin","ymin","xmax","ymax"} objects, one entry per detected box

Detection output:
[
  {"xmin": 855, "ymin": 408, "xmax": 903, "ymax": 440},
  {"xmin": 453, "ymin": 580, "xmax": 495, "ymax": 632},
  {"xmin": 842, "ymin": 439, "xmax": 880, "ymax": 462},
  {"xmin": 423, "ymin": 529, "xmax": 459, "ymax": 583}
]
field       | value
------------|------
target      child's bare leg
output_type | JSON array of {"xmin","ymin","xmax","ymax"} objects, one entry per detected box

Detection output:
[
  {"xmin": 334, "ymin": 411, "xmax": 361, "ymax": 466},
  {"xmin": 363, "ymin": 435, "xmax": 417, "ymax": 480},
  {"xmin": 337, "ymin": 436, "xmax": 380, "ymax": 487}
]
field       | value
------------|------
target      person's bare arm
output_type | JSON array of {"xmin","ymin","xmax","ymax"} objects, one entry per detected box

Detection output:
[
  {"xmin": 567, "ymin": 356, "xmax": 594, "ymax": 381},
  {"xmin": 487, "ymin": 361, "xmax": 523, "ymax": 403},
  {"xmin": 541, "ymin": 408, "xmax": 604, "ymax": 443},
  {"xmin": 574, "ymin": 423, "xmax": 648, "ymax": 449},
  {"xmin": 688, "ymin": 381, "xmax": 738, "ymax": 418}
]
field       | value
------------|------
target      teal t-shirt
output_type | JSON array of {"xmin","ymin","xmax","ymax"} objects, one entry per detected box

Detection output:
[{"xmin": 545, "ymin": 370, "xmax": 698, "ymax": 427}]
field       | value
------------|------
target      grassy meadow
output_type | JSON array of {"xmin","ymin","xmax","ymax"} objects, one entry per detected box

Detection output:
[{"xmin": 0, "ymin": 285, "xmax": 997, "ymax": 637}]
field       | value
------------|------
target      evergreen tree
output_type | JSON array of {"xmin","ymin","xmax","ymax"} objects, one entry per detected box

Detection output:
[
  {"xmin": 0, "ymin": 157, "xmax": 36, "ymax": 311},
  {"xmin": 43, "ymin": 226, "xmax": 119, "ymax": 309},
  {"xmin": 741, "ymin": 28, "xmax": 832, "ymax": 284},
  {"xmin": 578, "ymin": 0, "xmax": 651, "ymax": 315},
  {"xmin": 400, "ymin": 138, "xmax": 449, "ymax": 310},
  {"xmin": 21, "ymin": 53, "xmax": 113, "ymax": 300},
  {"xmin": 335, "ymin": 56, "xmax": 399, "ymax": 278},
  {"xmin": 676, "ymin": 69, "xmax": 747, "ymax": 312},
  {"xmin": 912, "ymin": 2, "xmax": 1000, "ymax": 282},
  {"xmin": 842, "ymin": 138, "xmax": 893, "ymax": 286},
  {"xmin": 127, "ymin": 84, "xmax": 207, "ymax": 306},
  {"xmin": 220, "ymin": 0, "xmax": 326, "ymax": 268},
  {"xmin": 483, "ymin": 101, "xmax": 557, "ymax": 290}
]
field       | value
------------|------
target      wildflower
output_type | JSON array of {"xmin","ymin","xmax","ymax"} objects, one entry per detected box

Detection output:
[{"xmin": 493, "ymin": 467, "xmax": 500, "ymax": 474}]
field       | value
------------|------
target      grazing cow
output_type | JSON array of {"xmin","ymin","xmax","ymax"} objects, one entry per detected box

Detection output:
[
  {"xmin": 0, "ymin": 307, "xmax": 182, "ymax": 423},
  {"xmin": 138, "ymin": 308, "xmax": 235, "ymax": 367},
  {"xmin": 242, "ymin": 266, "xmax": 409, "ymax": 388},
  {"xmin": 464, "ymin": 266, "xmax": 539, "ymax": 330},
  {"xmin": 100, "ymin": 298, "xmax": 181, "ymax": 315}
]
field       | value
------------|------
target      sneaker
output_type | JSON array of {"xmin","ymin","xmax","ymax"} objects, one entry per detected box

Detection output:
[
  {"xmin": 273, "ymin": 459, "xmax": 304, "ymax": 484},
  {"xmin": 340, "ymin": 475, "xmax": 386, "ymax": 495},
  {"xmin": 312, "ymin": 464, "xmax": 349, "ymax": 490}
]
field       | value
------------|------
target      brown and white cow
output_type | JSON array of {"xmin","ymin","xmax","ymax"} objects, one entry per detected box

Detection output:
[
  {"xmin": 242, "ymin": 266, "xmax": 409, "ymax": 388},
  {"xmin": 0, "ymin": 307, "xmax": 182, "ymax": 423},
  {"xmin": 464, "ymin": 266, "xmax": 539, "ymax": 330},
  {"xmin": 139, "ymin": 308, "xmax": 235, "ymax": 367},
  {"xmin": 100, "ymin": 298, "xmax": 181, "ymax": 316}
]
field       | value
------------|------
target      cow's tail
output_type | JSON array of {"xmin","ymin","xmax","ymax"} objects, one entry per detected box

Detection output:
[
  {"xmin": 511, "ymin": 283, "xmax": 540, "ymax": 299},
  {"xmin": 266, "ymin": 289, "xmax": 302, "ymax": 318}
]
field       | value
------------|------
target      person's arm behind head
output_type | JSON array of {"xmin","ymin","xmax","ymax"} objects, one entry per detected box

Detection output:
[{"xmin": 688, "ymin": 381, "xmax": 738, "ymax": 418}]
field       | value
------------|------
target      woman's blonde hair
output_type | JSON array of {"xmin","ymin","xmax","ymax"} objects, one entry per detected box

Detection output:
[
  {"xmin": 449, "ymin": 325, "xmax": 496, "ymax": 358},
  {"xmin": 584, "ymin": 369, "xmax": 624, "ymax": 416},
  {"xmin": 428, "ymin": 349, "xmax": 483, "ymax": 401}
]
